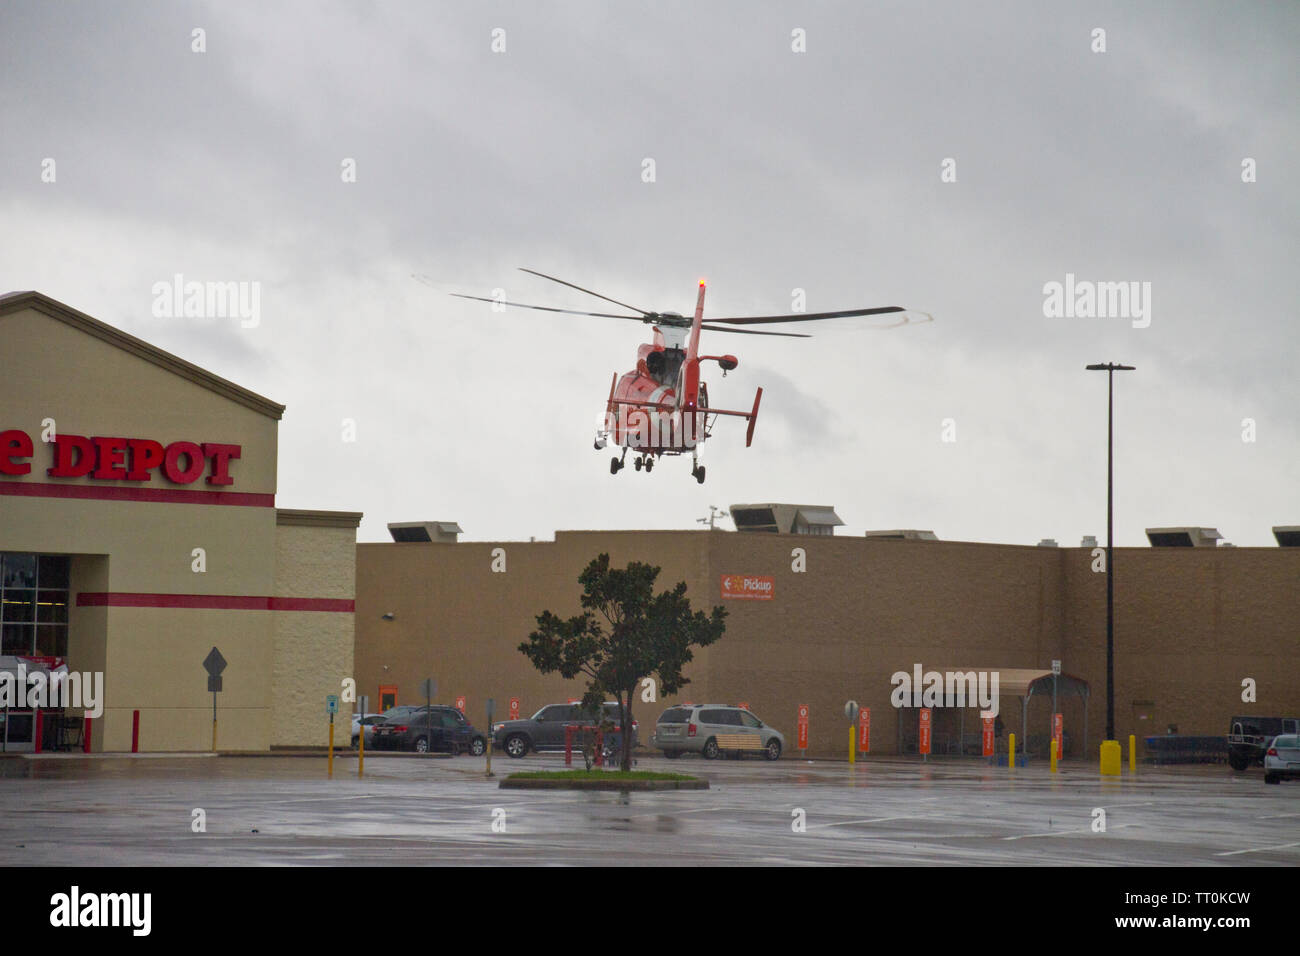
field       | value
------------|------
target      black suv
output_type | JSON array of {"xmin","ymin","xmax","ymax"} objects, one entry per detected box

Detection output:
[
  {"xmin": 371, "ymin": 706, "xmax": 487, "ymax": 755},
  {"xmin": 492, "ymin": 702, "xmax": 638, "ymax": 758}
]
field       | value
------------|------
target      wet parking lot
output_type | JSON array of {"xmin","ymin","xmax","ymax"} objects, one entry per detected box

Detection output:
[{"xmin": 1, "ymin": 752, "xmax": 1295, "ymax": 866}]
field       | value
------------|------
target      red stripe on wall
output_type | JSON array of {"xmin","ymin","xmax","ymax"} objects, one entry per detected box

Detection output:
[
  {"xmin": 0, "ymin": 480, "xmax": 274, "ymax": 508},
  {"xmin": 76, "ymin": 593, "xmax": 354, "ymax": 612}
]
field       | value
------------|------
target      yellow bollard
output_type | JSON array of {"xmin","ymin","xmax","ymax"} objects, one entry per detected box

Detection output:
[
  {"xmin": 1100, "ymin": 739, "xmax": 1121, "ymax": 775},
  {"xmin": 328, "ymin": 718, "xmax": 334, "ymax": 777},
  {"xmin": 849, "ymin": 725, "xmax": 856, "ymax": 765},
  {"xmin": 1050, "ymin": 737, "xmax": 1058, "ymax": 773},
  {"xmin": 1009, "ymin": 733, "xmax": 1016, "ymax": 768},
  {"xmin": 1128, "ymin": 734, "xmax": 1136, "ymax": 772}
]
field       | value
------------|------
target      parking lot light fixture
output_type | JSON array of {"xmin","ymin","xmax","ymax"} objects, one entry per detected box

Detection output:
[{"xmin": 1086, "ymin": 362, "xmax": 1135, "ymax": 744}]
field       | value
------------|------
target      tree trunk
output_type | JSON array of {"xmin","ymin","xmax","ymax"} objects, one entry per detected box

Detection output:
[{"xmin": 622, "ymin": 687, "xmax": 633, "ymax": 772}]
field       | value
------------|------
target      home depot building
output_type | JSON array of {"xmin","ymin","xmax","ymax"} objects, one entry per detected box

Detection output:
[
  {"xmin": 356, "ymin": 519, "xmax": 1300, "ymax": 757},
  {"xmin": 0, "ymin": 292, "xmax": 359, "ymax": 752}
]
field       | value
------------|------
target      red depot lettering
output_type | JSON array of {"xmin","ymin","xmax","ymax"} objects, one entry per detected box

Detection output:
[
  {"xmin": 47, "ymin": 434, "xmax": 95, "ymax": 477},
  {"xmin": 126, "ymin": 439, "xmax": 165, "ymax": 481},
  {"xmin": 202, "ymin": 443, "xmax": 241, "ymax": 486},
  {"xmin": 0, "ymin": 429, "xmax": 34, "ymax": 475},
  {"xmin": 162, "ymin": 441, "xmax": 205, "ymax": 483},
  {"xmin": 91, "ymin": 436, "xmax": 129, "ymax": 480}
]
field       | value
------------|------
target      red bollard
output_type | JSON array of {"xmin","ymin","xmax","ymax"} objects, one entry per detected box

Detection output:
[
  {"xmin": 564, "ymin": 724, "xmax": 574, "ymax": 766},
  {"xmin": 34, "ymin": 709, "xmax": 42, "ymax": 754},
  {"xmin": 132, "ymin": 710, "xmax": 140, "ymax": 753},
  {"xmin": 83, "ymin": 715, "xmax": 92, "ymax": 753},
  {"xmin": 594, "ymin": 730, "xmax": 604, "ymax": 768}
]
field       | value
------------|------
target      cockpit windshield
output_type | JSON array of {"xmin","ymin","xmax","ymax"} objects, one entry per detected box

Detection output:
[{"xmin": 646, "ymin": 347, "xmax": 686, "ymax": 387}]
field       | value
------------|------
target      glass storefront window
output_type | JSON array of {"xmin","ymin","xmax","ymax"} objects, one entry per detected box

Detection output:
[{"xmin": 0, "ymin": 553, "xmax": 70, "ymax": 658}]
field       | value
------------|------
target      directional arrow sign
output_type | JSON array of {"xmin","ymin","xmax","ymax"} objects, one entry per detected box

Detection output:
[{"xmin": 204, "ymin": 647, "xmax": 227, "ymax": 676}]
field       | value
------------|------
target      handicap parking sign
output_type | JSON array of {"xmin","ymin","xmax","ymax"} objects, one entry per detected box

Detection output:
[{"xmin": 326, "ymin": 694, "xmax": 339, "ymax": 715}]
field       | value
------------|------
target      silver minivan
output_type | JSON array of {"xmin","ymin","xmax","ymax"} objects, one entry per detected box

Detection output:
[{"xmin": 652, "ymin": 704, "xmax": 784, "ymax": 760}]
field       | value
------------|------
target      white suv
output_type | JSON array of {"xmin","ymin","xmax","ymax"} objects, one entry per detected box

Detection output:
[{"xmin": 652, "ymin": 704, "xmax": 784, "ymax": 761}]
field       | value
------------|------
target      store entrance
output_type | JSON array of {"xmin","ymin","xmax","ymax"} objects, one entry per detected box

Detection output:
[{"xmin": 1, "ymin": 552, "xmax": 72, "ymax": 752}]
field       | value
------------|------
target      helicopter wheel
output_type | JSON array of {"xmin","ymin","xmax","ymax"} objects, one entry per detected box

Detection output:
[
  {"xmin": 634, "ymin": 458, "xmax": 643, "ymax": 471},
  {"xmin": 645, "ymin": 457, "xmax": 654, "ymax": 473},
  {"xmin": 692, "ymin": 465, "xmax": 706, "ymax": 484},
  {"xmin": 610, "ymin": 457, "xmax": 622, "ymax": 475}
]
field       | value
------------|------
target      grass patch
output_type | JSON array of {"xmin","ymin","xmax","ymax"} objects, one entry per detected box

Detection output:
[{"xmin": 506, "ymin": 769, "xmax": 698, "ymax": 782}]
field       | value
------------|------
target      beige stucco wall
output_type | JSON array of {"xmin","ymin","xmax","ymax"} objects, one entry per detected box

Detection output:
[{"xmin": 1, "ymin": 296, "xmax": 357, "ymax": 752}]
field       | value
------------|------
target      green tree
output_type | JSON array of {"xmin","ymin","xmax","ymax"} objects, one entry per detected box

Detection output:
[{"xmin": 519, "ymin": 553, "xmax": 727, "ymax": 771}]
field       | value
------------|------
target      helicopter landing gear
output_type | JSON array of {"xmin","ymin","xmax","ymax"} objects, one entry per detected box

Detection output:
[
  {"xmin": 610, "ymin": 449, "xmax": 628, "ymax": 475},
  {"xmin": 634, "ymin": 457, "xmax": 643, "ymax": 471},
  {"xmin": 690, "ymin": 456, "xmax": 705, "ymax": 484},
  {"xmin": 644, "ymin": 456, "xmax": 654, "ymax": 473}
]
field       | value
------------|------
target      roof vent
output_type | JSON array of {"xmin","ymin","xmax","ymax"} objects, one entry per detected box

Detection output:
[
  {"xmin": 1145, "ymin": 527, "xmax": 1222, "ymax": 548},
  {"xmin": 387, "ymin": 521, "xmax": 463, "ymax": 543},
  {"xmin": 1081, "ymin": 535, "xmax": 1098, "ymax": 547},
  {"xmin": 864, "ymin": 530, "xmax": 939, "ymax": 541},
  {"xmin": 1037, "ymin": 538, "xmax": 1059, "ymax": 547}
]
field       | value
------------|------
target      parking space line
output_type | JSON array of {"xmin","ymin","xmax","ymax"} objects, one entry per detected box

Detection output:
[{"xmin": 1214, "ymin": 840, "xmax": 1300, "ymax": 857}]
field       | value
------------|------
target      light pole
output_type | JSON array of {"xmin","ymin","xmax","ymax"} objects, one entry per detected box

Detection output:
[{"xmin": 1086, "ymin": 362, "xmax": 1134, "ymax": 743}]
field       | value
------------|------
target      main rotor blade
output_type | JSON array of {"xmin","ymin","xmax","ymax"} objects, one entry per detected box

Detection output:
[
  {"xmin": 701, "ymin": 323, "xmax": 810, "ymax": 339},
  {"xmin": 518, "ymin": 268, "xmax": 652, "ymax": 317},
  {"xmin": 707, "ymin": 306, "xmax": 907, "ymax": 325},
  {"xmin": 449, "ymin": 293, "xmax": 644, "ymax": 321}
]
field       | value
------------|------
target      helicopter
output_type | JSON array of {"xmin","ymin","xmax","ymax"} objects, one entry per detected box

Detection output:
[{"xmin": 447, "ymin": 269, "xmax": 930, "ymax": 483}]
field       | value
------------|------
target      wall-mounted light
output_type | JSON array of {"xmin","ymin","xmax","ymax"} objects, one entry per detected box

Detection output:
[{"xmin": 381, "ymin": 612, "xmax": 395, "ymax": 621}]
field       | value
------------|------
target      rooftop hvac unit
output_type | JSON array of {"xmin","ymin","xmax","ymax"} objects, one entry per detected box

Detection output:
[
  {"xmin": 387, "ymin": 521, "xmax": 463, "ymax": 543},
  {"xmin": 863, "ymin": 530, "xmax": 939, "ymax": 541},
  {"xmin": 730, "ymin": 504, "xmax": 844, "ymax": 536},
  {"xmin": 1144, "ymin": 527, "xmax": 1222, "ymax": 548}
]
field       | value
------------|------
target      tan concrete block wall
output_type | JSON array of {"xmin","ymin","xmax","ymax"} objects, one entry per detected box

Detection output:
[
  {"xmin": 272, "ymin": 523, "xmax": 356, "ymax": 747},
  {"xmin": 355, "ymin": 534, "xmax": 1300, "ymax": 759}
]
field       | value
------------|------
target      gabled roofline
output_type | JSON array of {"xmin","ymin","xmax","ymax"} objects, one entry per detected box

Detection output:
[{"xmin": 0, "ymin": 290, "xmax": 286, "ymax": 420}]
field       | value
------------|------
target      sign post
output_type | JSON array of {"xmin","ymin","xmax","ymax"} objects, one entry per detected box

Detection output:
[
  {"xmin": 419, "ymin": 678, "xmax": 436, "ymax": 757},
  {"xmin": 919, "ymin": 708, "xmax": 932, "ymax": 760},
  {"xmin": 1051, "ymin": 658, "xmax": 1061, "ymax": 748},
  {"xmin": 358, "ymin": 694, "xmax": 369, "ymax": 777},
  {"xmin": 858, "ymin": 707, "xmax": 870, "ymax": 755},
  {"xmin": 485, "ymin": 698, "xmax": 495, "ymax": 776},
  {"xmin": 508, "ymin": 696, "xmax": 520, "ymax": 721},
  {"xmin": 1053, "ymin": 712, "xmax": 1063, "ymax": 768},
  {"xmin": 326, "ymin": 694, "xmax": 339, "ymax": 777},
  {"xmin": 797, "ymin": 704, "xmax": 809, "ymax": 756},
  {"xmin": 203, "ymin": 646, "xmax": 227, "ymax": 753}
]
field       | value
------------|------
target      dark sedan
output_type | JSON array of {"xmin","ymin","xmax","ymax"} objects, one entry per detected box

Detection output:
[{"xmin": 371, "ymin": 706, "xmax": 487, "ymax": 755}]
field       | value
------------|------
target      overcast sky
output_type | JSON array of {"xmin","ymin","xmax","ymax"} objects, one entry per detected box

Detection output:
[{"xmin": 2, "ymin": 1, "xmax": 1296, "ymax": 546}]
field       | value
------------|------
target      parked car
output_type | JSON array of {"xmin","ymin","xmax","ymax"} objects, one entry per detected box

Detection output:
[
  {"xmin": 1228, "ymin": 716, "xmax": 1299, "ymax": 770},
  {"xmin": 492, "ymin": 702, "xmax": 639, "ymax": 758},
  {"xmin": 350, "ymin": 712, "xmax": 387, "ymax": 749},
  {"xmin": 652, "ymin": 704, "xmax": 784, "ymax": 760},
  {"xmin": 371, "ymin": 705, "xmax": 487, "ymax": 755},
  {"xmin": 1264, "ymin": 734, "xmax": 1300, "ymax": 784}
]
